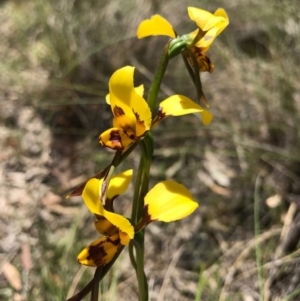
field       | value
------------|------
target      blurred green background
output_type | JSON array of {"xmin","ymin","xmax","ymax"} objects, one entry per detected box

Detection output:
[{"xmin": 0, "ymin": 0, "xmax": 299, "ymax": 300}]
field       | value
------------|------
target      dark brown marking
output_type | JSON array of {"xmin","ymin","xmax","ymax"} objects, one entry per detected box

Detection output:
[
  {"xmin": 157, "ymin": 107, "xmax": 166, "ymax": 120},
  {"xmin": 123, "ymin": 129, "xmax": 135, "ymax": 140},
  {"xmin": 152, "ymin": 107, "xmax": 166, "ymax": 127},
  {"xmin": 94, "ymin": 216, "xmax": 118, "ymax": 236},
  {"xmin": 142, "ymin": 204, "xmax": 154, "ymax": 225},
  {"xmin": 87, "ymin": 236, "xmax": 121, "ymax": 266},
  {"xmin": 100, "ymin": 130, "xmax": 123, "ymax": 150},
  {"xmin": 88, "ymin": 242, "xmax": 107, "ymax": 266},
  {"xmin": 133, "ymin": 110, "xmax": 146, "ymax": 129},
  {"xmin": 122, "ymin": 125, "xmax": 136, "ymax": 140},
  {"xmin": 113, "ymin": 106, "xmax": 125, "ymax": 117},
  {"xmin": 104, "ymin": 196, "xmax": 118, "ymax": 212},
  {"xmin": 186, "ymin": 46, "xmax": 214, "ymax": 72}
]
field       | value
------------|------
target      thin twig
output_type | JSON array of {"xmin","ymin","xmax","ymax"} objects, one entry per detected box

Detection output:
[
  {"xmin": 91, "ymin": 267, "xmax": 103, "ymax": 301},
  {"xmin": 218, "ymin": 228, "xmax": 281, "ymax": 301},
  {"xmin": 66, "ymin": 278, "xmax": 94, "ymax": 301},
  {"xmin": 156, "ymin": 246, "xmax": 184, "ymax": 301},
  {"xmin": 254, "ymin": 173, "xmax": 264, "ymax": 301},
  {"xmin": 66, "ymin": 266, "xmax": 87, "ymax": 299}
]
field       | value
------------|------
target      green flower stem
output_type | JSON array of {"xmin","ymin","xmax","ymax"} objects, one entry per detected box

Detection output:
[
  {"xmin": 138, "ymin": 133, "xmax": 154, "ymax": 219},
  {"xmin": 138, "ymin": 168, "xmax": 150, "ymax": 219},
  {"xmin": 147, "ymin": 41, "xmax": 170, "ymax": 114},
  {"xmin": 131, "ymin": 133, "xmax": 154, "ymax": 223},
  {"xmin": 132, "ymin": 134, "xmax": 154, "ymax": 301},
  {"xmin": 131, "ymin": 155, "xmax": 145, "ymax": 224},
  {"xmin": 90, "ymin": 266, "xmax": 103, "ymax": 301},
  {"xmin": 128, "ymin": 242, "xmax": 137, "ymax": 270},
  {"xmin": 137, "ymin": 155, "xmax": 150, "ymax": 218},
  {"xmin": 129, "ymin": 240, "xmax": 148, "ymax": 299},
  {"xmin": 133, "ymin": 232, "xmax": 148, "ymax": 301},
  {"xmin": 130, "ymin": 136, "xmax": 153, "ymax": 301}
]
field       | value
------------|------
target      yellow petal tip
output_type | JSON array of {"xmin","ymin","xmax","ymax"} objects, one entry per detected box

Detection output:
[{"xmin": 137, "ymin": 14, "xmax": 176, "ymax": 39}]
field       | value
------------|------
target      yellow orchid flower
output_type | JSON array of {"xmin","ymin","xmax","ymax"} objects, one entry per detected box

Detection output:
[
  {"xmin": 99, "ymin": 66, "xmax": 213, "ymax": 151},
  {"xmin": 137, "ymin": 7, "xmax": 229, "ymax": 72},
  {"xmin": 99, "ymin": 66, "xmax": 152, "ymax": 151},
  {"xmin": 78, "ymin": 170, "xmax": 134, "ymax": 267},
  {"xmin": 78, "ymin": 174, "xmax": 198, "ymax": 267}
]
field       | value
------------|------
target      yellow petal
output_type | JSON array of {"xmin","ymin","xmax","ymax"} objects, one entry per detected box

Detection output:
[
  {"xmin": 130, "ymin": 91, "xmax": 152, "ymax": 136},
  {"xmin": 137, "ymin": 14, "xmax": 176, "ymax": 39},
  {"xmin": 102, "ymin": 210, "xmax": 134, "ymax": 241},
  {"xmin": 109, "ymin": 66, "xmax": 136, "ymax": 123},
  {"xmin": 214, "ymin": 8, "xmax": 229, "ymax": 21},
  {"xmin": 82, "ymin": 179, "xmax": 134, "ymax": 240},
  {"xmin": 99, "ymin": 127, "xmax": 134, "ymax": 151},
  {"xmin": 159, "ymin": 95, "xmax": 213, "ymax": 125},
  {"xmin": 83, "ymin": 169, "xmax": 132, "ymax": 209},
  {"xmin": 83, "ymin": 170, "xmax": 133, "ymax": 218},
  {"xmin": 82, "ymin": 178, "xmax": 101, "ymax": 214},
  {"xmin": 195, "ymin": 23, "xmax": 229, "ymax": 50},
  {"xmin": 107, "ymin": 169, "xmax": 133, "ymax": 200},
  {"xmin": 83, "ymin": 177, "xmax": 134, "ymax": 239},
  {"xmin": 144, "ymin": 181, "xmax": 198, "ymax": 222},
  {"xmin": 193, "ymin": 8, "xmax": 229, "ymax": 49},
  {"xmin": 106, "ymin": 93, "xmax": 111, "ymax": 105},
  {"xmin": 211, "ymin": 9, "xmax": 229, "ymax": 36},
  {"xmin": 195, "ymin": 27, "xmax": 220, "ymax": 50},
  {"xmin": 94, "ymin": 216, "xmax": 118, "ymax": 236},
  {"xmin": 112, "ymin": 114, "xmax": 136, "ymax": 136},
  {"xmin": 77, "ymin": 233, "xmax": 120, "ymax": 267},
  {"xmin": 119, "ymin": 231, "xmax": 131, "ymax": 245},
  {"xmin": 134, "ymin": 84, "xmax": 144, "ymax": 97},
  {"xmin": 109, "ymin": 66, "xmax": 152, "ymax": 136},
  {"xmin": 188, "ymin": 7, "xmax": 224, "ymax": 32},
  {"xmin": 106, "ymin": 84, "xmax": 144, "ymax": 105}
]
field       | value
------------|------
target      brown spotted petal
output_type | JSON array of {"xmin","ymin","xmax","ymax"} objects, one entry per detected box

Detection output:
[
  {"xmin": 77, "ymin": 233, "xmax": 121, "ymax": 267},
  {"xmin": 186, "ymin": 46, "xmax": 214, "ymax": 72},
  {"xmin": 99, "ymin": 128, "xmax": 134, "ymax": 151},
  {"xmin": 94, "ymin": 216, "xmax": 118, "ymax": 236},
  {"xmin": 157, "ymin": 95, "xmax": 213, "ymax": 126}
]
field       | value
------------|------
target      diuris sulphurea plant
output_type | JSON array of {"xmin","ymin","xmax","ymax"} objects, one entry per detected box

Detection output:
[{"xmin": 66, "ymin": 6, "xmax": 228, "ymax": 301}]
